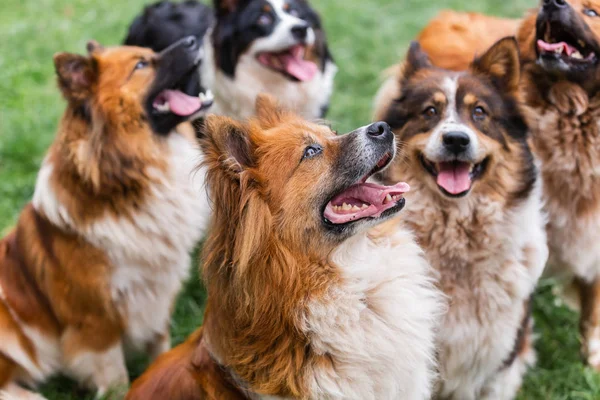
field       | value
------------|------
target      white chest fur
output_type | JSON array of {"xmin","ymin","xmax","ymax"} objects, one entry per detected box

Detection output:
[
  {"xmin": 404, "ymin": 181, "xmax": 548, "ymax": 398},
  {"xmin": 302, "ymin": 228, "xmax": 443, "ymax": 400},
  {"xmin": 201, "ymin": 35, "xmax": 337, "ymax": 120},
  {"xmin": 33, "ymin": 133, "xmax": 209, "ymax": 349}
]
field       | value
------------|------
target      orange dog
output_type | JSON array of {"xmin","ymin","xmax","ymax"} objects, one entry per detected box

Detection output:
[
  {"xmin": 418, "ymin": 0, "xmax": 600, "ymax": 372},
  {"xmin": 127, "ymin": 95, "xmax": 443, "ymax": 400},
  {"xmin": 0, "ymin": 38, "xmax": 211, "ymax": 398}
]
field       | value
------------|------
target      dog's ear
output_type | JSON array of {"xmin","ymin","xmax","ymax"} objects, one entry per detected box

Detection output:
[
  {"xmin": 401, "ymin": 41, "xmax": 432, "ymax": 82},
  {"xmin": 86, "ymin": 40, "xmax": 104, "ymax": 54},
  {"xmin": 203, "ymin": 115, "xmax": 255, "ymax": 175},
  {"xmin": 213, "ymin": 0, "xmax": 247, "ymax": 15},
  {"xmin": 255, "ymin": 94, "xmax": 286, "ymax": 130},
  {"xmin": 53, "ymin": 52, "xmax": 97, "ymax": 102},
  {"xmin": 471, "ymin": 37, "xmax": 520, "ymax": 94}
]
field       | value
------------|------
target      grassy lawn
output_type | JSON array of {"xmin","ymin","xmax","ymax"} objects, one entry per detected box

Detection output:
[{"xmin": 0, "ymin": 0, "xmax": 597, "ymax": 398}]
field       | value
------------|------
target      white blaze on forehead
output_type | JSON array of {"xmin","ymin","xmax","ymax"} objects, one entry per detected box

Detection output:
[
  {"xmin": 424, "ymin": 75, "xmax": 480, "ymax": 161},
  {"xmin": 249, "ymin": 0, "xmax": 315, "ymax": 54}
]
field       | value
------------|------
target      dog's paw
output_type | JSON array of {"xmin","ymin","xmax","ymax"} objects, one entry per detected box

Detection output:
[
  {"xmin": 582, "ymin": 327, "xmax": 600, "ymax": 371},
  {"xmin": 548, "ymin": 81, "xmax": 589, "ymax": 116}
]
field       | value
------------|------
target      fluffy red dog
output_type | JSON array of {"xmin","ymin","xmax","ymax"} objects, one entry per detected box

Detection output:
[
  {"xmin": 0, "ymin": 38, "xmax": 210, "ymax": 398},
  {"xmin": 126, "ymin": 95, "xmax": 444, "ymax": 400}
]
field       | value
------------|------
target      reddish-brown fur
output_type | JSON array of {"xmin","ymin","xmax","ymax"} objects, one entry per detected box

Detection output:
[{"xmin": 127, "ymin": 96, "xmax": 345, "ymax": 399}]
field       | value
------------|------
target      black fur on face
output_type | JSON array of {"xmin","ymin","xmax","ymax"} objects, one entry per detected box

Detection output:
[
  {"xmin": 212, "ymin": 0, "xmax": 332, "ymax": 77},
  {"xmin": 145, "ymin": 37, "xmax": 202, "ymax": 135}
]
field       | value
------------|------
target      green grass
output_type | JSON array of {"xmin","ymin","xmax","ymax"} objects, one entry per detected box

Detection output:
[{"xmin": 0, "ymin": 0, "xmax": 597, "ymax": 398}]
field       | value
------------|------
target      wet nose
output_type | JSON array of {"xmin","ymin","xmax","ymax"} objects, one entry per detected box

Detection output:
[
  {"xmin": 366, "ymin": 122, "xmax": 392, "ymax": 140},
  {"xmin": 443, "ymin": 131, "xmax": 471, "ymax": 154},
  {"xmin": 291, "ymin": 24, "xmax": 309, "ymax": 41},
  {"xmin": 542, "ymin": 0, "xmax": 567, "ymax": 10}
]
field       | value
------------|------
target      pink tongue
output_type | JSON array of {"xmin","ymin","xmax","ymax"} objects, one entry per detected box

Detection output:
[
  {"xmin": 537, "ymin": 40, "xmax": 577, "ymax": 55},
  {"xmin": 161, "ymin": 90, "xmax": 201, "ymax": 116},
  {"xmin": 324, "ymin": 182, "xmax": 410, "ymax": 225},
  {"xmin": 280, "ymin": 53, "xmax": 318, "ymax": 81},
  {"xmin": 436, "ymin": 162, "xmax": 472, "ymax": 195}
]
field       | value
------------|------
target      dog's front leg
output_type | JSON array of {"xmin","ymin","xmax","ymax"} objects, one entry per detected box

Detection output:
[
  {"xmin": 61, "ymin": 326, "xmax": 129, "ymax": 398},
  {"xmin": 148, "ymin": 330, "xmax": 171, "ymax": 361},
  {"xmin": 577, "ymin": 276, "xmax": 600, "ymax": 370}
]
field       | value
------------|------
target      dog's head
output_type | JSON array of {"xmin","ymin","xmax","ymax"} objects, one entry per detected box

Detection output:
[
  {"xmin": 381, "ymin": 38, "xmax": 535, "ymax": 202},
  {"xmin": 54, "ymin": 37, "xmax": 213, "ymax": 135},
  {"xmin": 212, "ymin": 0, "xmax": 329, "ymax": 82},
  {"xmin": 123, "ymin": 2, "xmax": 214, "ymax": 110},
  {"xmin": 521, "ymin": 0, "xmax": 600, "ymax": 79},
  {"xmin": 201, "ymin": 95, "xmax": 407, "ymax": 261}
]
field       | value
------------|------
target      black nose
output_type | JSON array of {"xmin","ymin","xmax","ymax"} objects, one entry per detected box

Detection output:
[
  {"xmin": 291, "ymin": 24, "xmax": 309, "ymax": 41},
  {"xmin": 443, "ymin": 131, "xmax": 471, "ymax": 154},
  {"xmin": 542, "ymin": 0, "xmax": 567, "ymax": 10},
  {"xmin": 181, "ymin": 36, "xmax": 197, "ymax": 49},
  {"xmin": 366, "ymin": 122, "xmax": 392, "ymax": 139}
]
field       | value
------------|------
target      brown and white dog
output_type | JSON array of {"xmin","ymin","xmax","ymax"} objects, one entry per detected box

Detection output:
[
  {"xmin": 374, "ymin": 38, "xmax": 548, "ymax": 399},
  {"xmin": 126, "ymin": 95, "xmax": 443, "ymax": 400},
  {"xmin": 0, "ymin": 38, "xmax": 210, "ymax": 399},
  {"xmin": 418, "ymin": 0, "xmax": 600, "ymax": 372}
]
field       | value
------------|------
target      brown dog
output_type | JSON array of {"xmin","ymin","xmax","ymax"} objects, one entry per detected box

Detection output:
[
  {"xmin": 126, "ymin": 95, "xmax": 443, "ymax": 400},
  {"xmin": 0, "ymin": 38, "xmax": 210, "ymax": 399},
  {"xmin": 417, "ymin": 0, "xmax": 600, "ymax": 371},
  {"xmin": 373, "ymin": 38, "xmax": 548, "ymax": 399}
]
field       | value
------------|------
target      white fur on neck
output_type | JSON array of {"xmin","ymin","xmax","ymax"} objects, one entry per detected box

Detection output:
[{"xmin": 300, "ymin": 227, "xmax": 443, "ymax": 400}]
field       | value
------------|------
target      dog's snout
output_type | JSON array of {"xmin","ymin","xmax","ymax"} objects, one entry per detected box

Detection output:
[
  {"xmin": 291, "ymin": 24, "xmax": 309, "ymax": 41},
  {"xmin": 366, "ymin": 122, "xmax": 392, "ymax": 139},
  {"xmin": 542, "ymin": 0, "xmax": 567, "ymax": 10},
  {"xmin": 443, "ymin": 131, "xmax": 471, "ymax": 154}
]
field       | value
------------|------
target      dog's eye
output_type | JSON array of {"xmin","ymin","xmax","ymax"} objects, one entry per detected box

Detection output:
[
  {"xmin": 302, "ymin": 144, "xmax": 323, "ymax": 160},
  {"xmin": 423, "ymin": 106, "xmax": 437, "ymax": 118},
  {"xmin": 258, "ymin": 13, "xmax": 273, "ymax": 26},
  {"xmin": 134, "ymin": 60, "xmax": 149, "ymax": 71},
  {"xmin": 584, "ymin": 8, "xmax": 599, "ymax": 17},
  {"xmin": 472, "ymin": 106, "xmax": 487, "ymax": 121}
]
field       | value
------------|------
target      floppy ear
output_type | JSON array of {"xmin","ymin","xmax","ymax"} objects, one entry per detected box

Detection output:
[
  {"xmin": 255, "ymin": 93, "xmax": 286, "ymax": 130},
  {"xmin": 471, "ymin": 37, "xmax": 520, "ymax": 94},
  {"xmin": 203, "ymin": 115, "xmax": 255, "ymax": 175},
  {"xmin": 401, "ymin": 41, "xmax": 432, "ymax": 81},
  {"xmin": 53, "ymin": 52, "xmax": 96, "ymax": 102}
]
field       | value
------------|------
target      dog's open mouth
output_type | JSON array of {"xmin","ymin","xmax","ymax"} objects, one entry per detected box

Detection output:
[
  {"xmin": 323, "ymin": 153, "xmax": 409, "ymax": 225},
  {"xmin": 257, "ymin": 45, "xmax": 318, "ymax": 82},
  {"xmin": 536, "ymin": 21, "xmax": 597, "ymax": 64},
  {"xmin": 420, "ymin": 155, "xmax": 488, "ymax": 197},
  {"xmin": 152, "ymin": 88, "xmax": 213, "ymax": 117}
]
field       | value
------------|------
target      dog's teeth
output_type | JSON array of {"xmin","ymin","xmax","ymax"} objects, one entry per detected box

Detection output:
[
  {"xmin": 571, "ymin": 51, "xmax": 583, "ymax": 59},
  {"xmin": 361, "ymin": 204, "xmax": 368, "ymax": 209},
  {"xmin": 154, "ymin": 102, "xmax": 171, "ymax": 113},
  {"xmin": 385, "ymin": 194, "xmax": 392, "ymax": 204},
  {"xmin": 351, "ymin": 205, "xmax": 361, "ymax": 211},
  {"xmin": 579, "ymin": 40, "xmax": 586, "ymax": 48},
  {"xmin": 342, "ymin": 203, "xmax": 351, "ymax": 211},
  {"xmin": 205, "ymin": 90, "xmax": 214, "ymax": 101}
]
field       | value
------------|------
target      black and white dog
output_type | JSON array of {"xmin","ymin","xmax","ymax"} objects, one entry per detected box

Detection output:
[{"xmin": 125, "ymin": 0, "xmax": 336, "ymax": 119}]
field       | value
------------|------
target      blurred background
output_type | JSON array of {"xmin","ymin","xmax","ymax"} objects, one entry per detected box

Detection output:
[{"xmin": 1, "ymin": 0, "xmax": 597, "ymax": 399}]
